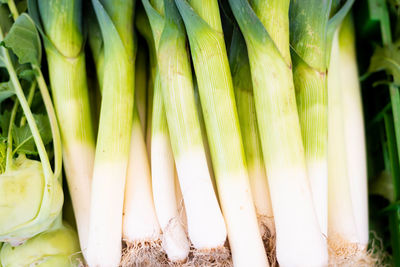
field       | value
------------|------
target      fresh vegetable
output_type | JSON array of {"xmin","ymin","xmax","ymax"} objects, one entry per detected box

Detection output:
[
  {"xmin": 158, "ymin": 0, "xmax": 228, "ymax": 264},
  {"xmin": 175, "ymin": 0, "xmax": 268, "ymax": 266},
  {"xmin": 141, "ymin": 0, "xmax": 191, "ymax": 261},
  {"xmin": 228, "ymin": 26, "xmax": 275, "ymax": 260},
  {"xmin": 86, "ymin": 0, "xmax": 136, "ymax": 266},
  {"xmin": 122, "ymin": 104, "xmax": 162, "ymax": 266},
  {"xmin": 0, "ymin": 220, "xmax": 82, "ymax": 267},
  {"xmin": 289, "ymin": 0, "xmax": 354, "ymax": 236},
  {"xmin": 0, "ymin": 1, "xmax": 390, "ymax": 266},
  {"xmin": 229, "ymin": 0, "xmax": 327, "ymax": 266},
  {"xmin": 121, "ymin": 22, "xmax": 162, "ymax": 265}
]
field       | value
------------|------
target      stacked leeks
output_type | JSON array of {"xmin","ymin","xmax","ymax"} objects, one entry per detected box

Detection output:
[{"xmin": 0, "ymin": 0, "xmax": 379, "ymax": 266}]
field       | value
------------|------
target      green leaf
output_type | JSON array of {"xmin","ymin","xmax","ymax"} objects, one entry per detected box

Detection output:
[
  {"xmin": 18, "ymin": 68, "xmax": 36, "ymax": 81},
  {"xmin": 1, "ymin": 13, "xmax": 41, "ymax": 66},
  {"xmin": 368, "ymin": 41, "xmax": 400, "ymax": 85},
  {"xmin": 0, "ymin": 81, "xmax": 14, "ymax": 103},
  {"xmin": 12, "ymin": 124, "xmax": 36, "ymax": 155},
  {"xmin": 12, "ymin": 113, "xmax": 51, "ymax": 155}
]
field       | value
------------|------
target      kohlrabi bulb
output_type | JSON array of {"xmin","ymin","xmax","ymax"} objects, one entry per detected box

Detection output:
[
  {"xmin": 0, "ymin": 155, "xmax": 63, "ymax": 245},
  {"xmin": 0, "ymin": 222, "xmax": 83, "ymax": 267}
]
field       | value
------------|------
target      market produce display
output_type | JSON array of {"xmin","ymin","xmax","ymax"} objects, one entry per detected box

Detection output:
[{"xmin": 0, "ymin": 0, "xmax": 398, "ymax": 266}]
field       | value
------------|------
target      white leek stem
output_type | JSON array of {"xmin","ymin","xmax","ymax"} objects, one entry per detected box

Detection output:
[
  {"xmin": 328, "ymin": 29, "xmax": 359, "ymax": 251},
  {"xmin": 339, "ymin": 17, "xmax": 369, "ymax": 247}
]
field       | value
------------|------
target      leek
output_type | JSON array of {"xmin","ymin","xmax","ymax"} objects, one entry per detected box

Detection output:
[
  {"xmin": 28, "ymin": 0, "xmax": 96, "ymax": 258},
  {"xmin": 175, "ymin": 0, "xmax": 268, "ymax": 266},
  {"xmin": 158, "ymin": 0, "xmax": 228, "ymax": 263},
  {"xmin": 327, "ymin": 27, "xmax": 358, "ymax": 262},
  {"xmin": 327, "ymin": 14, "xmax": 370, "ymax": 264},
  {"xmin": 229, "ymin": 27, "xmax": 275, "ymax": 260},
  {"xmin": 88, "ymin": 3, "xmax": 163, "ymax": 265},
  {"xmin": 122, "ymin": 105, "xmax": 162, "ymax": 266},
  {"xmin": 121, "ymin": 23, "xmax": 162, "ymax": 265},
  {"xmin": 340, "ymin": 16, "xmax": 368, "ymax": 249},
  {"xmin": 229, "ymin": 0, "xmax": 327, "ymax": 266},
  {"xmin": 86, "ymin": 0, "xmax": 136, "ymax": 266},
  {"xmin": 289, "ymin": 0, "xmax": 354, "ymax": 236},
  {"xmin": 141, "ymin": 0, "xmax": 190, "ymax": 261}
]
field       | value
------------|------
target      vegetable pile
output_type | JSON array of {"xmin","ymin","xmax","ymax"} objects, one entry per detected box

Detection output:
[{"xmin": 0, "ymin": 0, "xmax": 389, "ymax": 266}]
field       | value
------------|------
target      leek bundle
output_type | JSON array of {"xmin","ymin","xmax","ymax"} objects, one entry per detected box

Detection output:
[
  {"xmin": 229, "ymin": 0, "xmax": 327, "ymax": 265},
  {"xmin": 158, "ymin": 0, "xmax": 228, "ymax": 264},
  {"xmin": 289, "ymin": 0, "xmax": 354, "ymax": 237},
  {"xmin": 0, "ymin": 1, "xmax": 386, "ymax": 266}
]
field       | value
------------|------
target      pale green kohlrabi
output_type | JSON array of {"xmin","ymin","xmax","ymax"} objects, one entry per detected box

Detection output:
[{"xmin": 0, "ymin": 220, "xmax": 82, "ymax": 267}]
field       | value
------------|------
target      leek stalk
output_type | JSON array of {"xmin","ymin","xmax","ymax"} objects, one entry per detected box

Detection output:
[
  {"xmin": 339, "ymin": 16, "xmax": 369, "ymax": 248},
  {"xmin": 32, "ymin": 0, "xmax": 96, "ymax": 258},
  {"xmin": 122, "ymin": 105, "xmax": 162, "ymax": 266},
  {"xmin": 142, "ymin": 0, "xmax": 191, "ymax": 261},
  {"xmin": 327, "ymin": 15, "xmax": 370, "ymax": 264},
  {"xmin": 86, "ymin": 0, "xmax": 136, "ymax": 266},
  {"xmin": 175, "ymin": 0, "xmax": 268, "ymax": 266},
  {"xmin": 229, "ymin": 27, "xmax": 275, "ymax": 259},
  {"xmin": 158, "ymin": 0, "xmax": 227, "ymax": 263}
]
